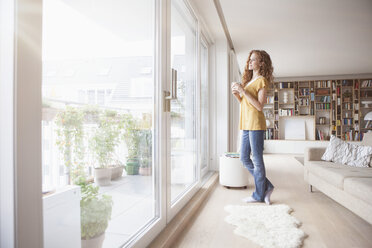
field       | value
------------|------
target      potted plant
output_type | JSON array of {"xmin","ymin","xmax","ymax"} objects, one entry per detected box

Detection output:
[
  {"xmin": 109, "ymin": 159, "xmax": 125, "ymax": 181},
  {"xmin": 139, "ymin": 130, "xmax": 152, "ymax": 176},
  {"xmin": 90, "ymin": 110, "xmax": 121, "ymax": 185},
  {"xmin": 55, "ymin": 106, "xmax": 86, "ymax": 184},
  {"xmin": 121, "ymin": 113, "xmax": 141, "ymax": 175},
  {"xmin": 77, "ymin": 177, "xmax": 113, "ymax": 248}
]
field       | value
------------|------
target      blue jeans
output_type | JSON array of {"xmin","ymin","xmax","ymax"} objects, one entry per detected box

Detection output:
[{"xmin": 240, "ymin": 130, "xmax": 274, "ymax": 201}]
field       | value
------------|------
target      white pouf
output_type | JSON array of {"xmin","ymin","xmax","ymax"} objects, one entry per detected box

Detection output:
[{"xmin": 219, "ymin": 156, "xmax": 249, "ymax": 188}]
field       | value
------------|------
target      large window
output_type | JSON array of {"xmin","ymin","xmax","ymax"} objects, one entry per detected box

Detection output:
[
  {"xmin": 42, "ymin": 0, "xmax": 157, "ymax": 247},
  {"xmin": 200, "ymin": 38, "xmax": 209, "ymax": 173},
  {"xmin": 6, "ymin": 0, "xmax": 212, "ymax": 246},
  {"xmin": 170, "ymin": 0, "xmax": 198, "ymax": 204}
]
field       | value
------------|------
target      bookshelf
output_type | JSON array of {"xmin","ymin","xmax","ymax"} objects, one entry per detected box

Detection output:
[
  {"xmin": 263, "ymin": 85, "xmax": 275, "ymax": 140},
  {"xmin": 263, "ymin": 78, "xmax": 372, "ymax": 141},
  {"xmin": 359, "ymin": 79, "xmax": 372, "ymax": 138}
]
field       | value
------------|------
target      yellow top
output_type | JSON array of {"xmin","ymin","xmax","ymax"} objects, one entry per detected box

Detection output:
[{"xmin": 239, "ymin": 76, "xmax": 268, "ymax": 130}]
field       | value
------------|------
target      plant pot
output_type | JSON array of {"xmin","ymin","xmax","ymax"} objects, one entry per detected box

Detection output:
[
  {"xmin": 125, "ymin": 164, "xmax": 139, "ymax": 175},
  {"xmin": 110, "ymin": 166, "xmax": 124, "ymax": 180},
  {"xmin": 125, "ymin": 158, "xmax": 140, "ymax": 175},
  {"xmin": 42, "ymin": 107, "xmax": 58, "ymax": 121},
  {"xmin": 82, "ymin": 233, "xmax": 105, "ymax": 248},
  {"xmin": 94, "ymin": 168, "xmax": 111, "ymax": 186},
  {"xmin": 139, "ymin": 166, "xmax": 152, "ymax": 176}
]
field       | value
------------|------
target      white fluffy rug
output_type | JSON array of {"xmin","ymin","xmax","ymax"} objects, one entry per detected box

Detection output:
[{"xmin": 224, "ymin": 204, "xmax": 306, "ymax": 248}]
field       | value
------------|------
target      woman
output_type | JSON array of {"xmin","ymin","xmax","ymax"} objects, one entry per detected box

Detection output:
[{"xmin": 231, "ymin": 50, "xmax": 274, "ymax": 204}]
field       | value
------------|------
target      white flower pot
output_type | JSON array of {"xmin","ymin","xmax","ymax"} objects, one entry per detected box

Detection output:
[
  {"xmin": 94, "ymin": 168, "xmax": 111, "ymax": 186},
  {"xmin": 81, "ymin": 233, "xmax": 105, "ymax": 248}
]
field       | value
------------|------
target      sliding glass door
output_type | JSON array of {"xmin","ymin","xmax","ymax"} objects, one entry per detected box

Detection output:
[
  {"xmin": 200, "ymin": 37, "xmax": 209, "ymax": 176},
  {"xmin": 13, "ymin": 0, "xmax": 211, "ymax": 246},
  {"xmin": 42, "ymin": 0, "xmax": 162, "ymax": 247},
  {"xmin": 168, "ymin": 0, "xmax": 198, "ymax": 217}
]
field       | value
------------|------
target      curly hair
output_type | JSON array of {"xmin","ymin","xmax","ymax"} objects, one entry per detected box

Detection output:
[{"xmin": 242, "ymin": 50, "xmax": 274, "ymax": 88}]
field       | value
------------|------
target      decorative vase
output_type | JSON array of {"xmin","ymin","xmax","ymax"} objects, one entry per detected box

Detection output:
[
  {"xmin": 266, "ymin": 119, "xmax": 271, "ymax": 127},
  {"xmin": 283, "ymin": 92, "xmax": 288, "ymax": 104}
]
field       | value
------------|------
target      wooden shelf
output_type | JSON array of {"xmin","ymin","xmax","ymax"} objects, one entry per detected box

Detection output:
[{"xmin": 266, "ymin": 79, "xmax": 372, "ymax": 141}]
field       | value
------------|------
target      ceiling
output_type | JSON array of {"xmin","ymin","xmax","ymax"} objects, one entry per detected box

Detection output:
[{"xmin": 191, "ymin": 0, "xmax": 372, "ymax": 78}]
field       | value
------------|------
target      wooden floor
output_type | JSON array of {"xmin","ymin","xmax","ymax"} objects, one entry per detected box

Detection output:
[{"xmin": 173, "ymin": 154, "xmax": 372, "ymax": 248}]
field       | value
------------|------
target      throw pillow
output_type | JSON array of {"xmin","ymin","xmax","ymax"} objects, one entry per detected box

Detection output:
[
  {"xmin": 321, "ymin": 135, "xmax": 372, "ymax": 167},
  {"xmin": 345, "ymin": 143, "xmax": 372, "ymax": 168},
  {"xmin": 321, "ymin": 135, "xmax": 345, "ymax": 162}
]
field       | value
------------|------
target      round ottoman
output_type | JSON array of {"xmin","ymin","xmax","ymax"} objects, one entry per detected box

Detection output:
[{"xmin": 219, "ymin": 156, "xmax": 249, "ymax": 188}]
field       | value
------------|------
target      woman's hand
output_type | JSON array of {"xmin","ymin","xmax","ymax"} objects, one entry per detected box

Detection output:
[
  {"xmin": 231, "ymin": 82, "xmax": 242, "ymax": 102},
  {"xmin": 234, "ymin": 84, "xmax": 245, "ymax": 94}
]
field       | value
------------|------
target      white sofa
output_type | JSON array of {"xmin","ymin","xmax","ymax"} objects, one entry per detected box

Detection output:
[{"xmin": 304, "ymin": 132, "xmax": 372, "ymax": 225}]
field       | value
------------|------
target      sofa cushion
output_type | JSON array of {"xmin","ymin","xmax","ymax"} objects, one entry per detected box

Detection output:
[
  {"xmin": 361, "ymin": 131, "xmax": 372, "ymax": 147},
  {"xmin": 321, "ymin": 135, "xmax": 372, "ymax": 168},
  {"xmin": 321, "ymin": 135, "xmax": 345, "ymax": 162},
  {"xmin": 361, "ymin": 132, "xmax": 372, "ymax": 167},
  {"xmin": 305, "ymin": 161, "xmax": 372, "ymax": 189},
  {"xmin": 344, "ymin": 177, "xmax": 372, "ymax": 206},
  {"xmin": 346, "ymin": 143, "xmax": 372, "ymax": 168}
]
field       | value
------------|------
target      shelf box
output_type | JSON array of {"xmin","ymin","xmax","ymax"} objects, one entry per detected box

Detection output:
[{"xmin": 316, "ymin": 89, "xmax": 330, "ymax": 95}]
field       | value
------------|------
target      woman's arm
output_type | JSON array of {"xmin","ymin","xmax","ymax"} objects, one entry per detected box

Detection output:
[{"xmin": 237, "ymin": 86, "xmax": 266, "ymax": 111}]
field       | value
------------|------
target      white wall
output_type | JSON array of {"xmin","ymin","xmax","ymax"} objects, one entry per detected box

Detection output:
[{"xmin": 263, "ymin": 140, "xmax": 329, "ymax": 154}]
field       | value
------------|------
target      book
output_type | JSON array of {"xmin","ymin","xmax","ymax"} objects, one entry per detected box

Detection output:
[{"xmin": 224, "ymin": 152, "xmax": 240, "ymax": 158}]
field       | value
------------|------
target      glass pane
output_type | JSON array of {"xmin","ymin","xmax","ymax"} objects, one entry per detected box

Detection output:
[
  {"xmin": 170, "ymin": 0, "xmax": 197, "ymax": 203},
  {"xmin": 42, "ymin": 0, "xmax": 156, "ymax": 247},
  {"xmin": 200, "ymin": 41, "xmax": 209, "ymax": 171}
]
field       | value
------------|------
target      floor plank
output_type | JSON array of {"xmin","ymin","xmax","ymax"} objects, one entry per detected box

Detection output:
[{"xmin": 173, "ymin": 154, "xmax": 372, "ymax": 248}]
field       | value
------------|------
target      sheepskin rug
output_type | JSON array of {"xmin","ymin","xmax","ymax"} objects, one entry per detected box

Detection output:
[{"xmin": 224, "ymin": 204, "xmax": 306, "ymax": 248}]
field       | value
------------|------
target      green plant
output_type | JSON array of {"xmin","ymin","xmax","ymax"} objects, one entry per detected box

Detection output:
[
  {"xmin": 121, "ymin": 113, "xmax": 141, "ymax": 159},
  {"xmin": 90, "ymin": 110, "xmax": 121, "ymax": 168},
  {"xmin": 77, "ymin": 177, "xmax": 113, "ymax": 240},
  {"xmin": 139, "ymin": 130, "xmax": 152, "ymax": 168},
  {"xmin": 83, "ymin": 105, "xmax": 100, "ymax": 124},
  {"xmin": 55, "ymin": 106, "xmax": 85, "ymax": 183}
]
